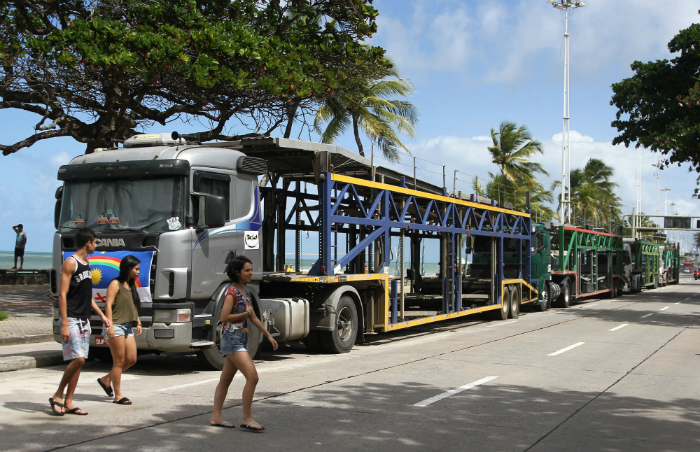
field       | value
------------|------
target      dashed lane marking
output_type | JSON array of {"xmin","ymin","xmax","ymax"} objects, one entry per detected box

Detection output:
[
  {"xmin": 487, "ymin": 320, "xmax": 519, "ymax": 328},
  {"xmin": 548, "ymin": 342, "xmax": 585, "ymax": 356},
  {"xmin": 413, "ymin": 376, "xmax": 498, "ymax": 407},
  {"xmin": 640, "ymin": 313, "xmax": 653, "ymax": 318},
  {"xmin": 157, "ymin": 378, "xmax": 220, "ymax": 392},
  {"xmin": 660, "ymin": 307, "xmax": 670, "ymax": 311},
  {"xmin": 609, "ymin": 324, "xmax": 629, "ymax": 332}
]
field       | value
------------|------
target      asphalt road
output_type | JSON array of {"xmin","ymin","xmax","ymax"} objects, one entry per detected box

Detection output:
[{"xmin": 1, "ymin": 277, "xmax": 699, "ymax": 452}]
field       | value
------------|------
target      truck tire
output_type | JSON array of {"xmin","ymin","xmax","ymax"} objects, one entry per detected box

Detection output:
[
  {"xmin": 303, "ymin": 330, "xmax": 325, "ymax": 353},
  {"xmin": 320, "ymin": 296, "xmax": 358, "ymax": 354},
  {"xmin": 557, "ymin": 281, "xmax": 570, "ymax": 308},
  {"xmin": 197, "ymin": 321, "xmax": 262, "ymax": 370},
  {"xmin": 493, "ymin": 286, "xmax": 510, "ymax": 321},
  {"xmin": 509, "ymin": 286, "xmax": 520, "ymax": 319},
  {"xmin": 88, "ymin": 348, "xmax": 112, "ymax": 363}
]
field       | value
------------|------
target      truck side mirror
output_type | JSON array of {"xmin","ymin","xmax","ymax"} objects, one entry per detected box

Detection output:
[
  {"xmin": 205, "ymin": 194, "xmax": 226, "ymax": 229},
  {"xmin": 54, "ymin": 186, "xmax": 63, "ymax": 230}
]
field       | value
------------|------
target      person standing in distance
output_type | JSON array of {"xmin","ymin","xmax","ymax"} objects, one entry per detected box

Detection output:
[
  {"xmin": 209, "ymin": 256, "xmax": 278, "ymax": 430},
  {"xmin": 50, "ymin": 228, "xmax": 111, "ymax": 416},
  {"xmin": 97, "ymin": 255, "xmax": 142, "ymax": 405},
  {"xmin": 12, "ymin": 224, "xmax": 27, "ymax": 270}
]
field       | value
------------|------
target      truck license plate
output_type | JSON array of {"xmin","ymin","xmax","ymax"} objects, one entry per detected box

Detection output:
[{"xmin": 95, "ymin": 336, "xmax": 107, "ymax": 346}]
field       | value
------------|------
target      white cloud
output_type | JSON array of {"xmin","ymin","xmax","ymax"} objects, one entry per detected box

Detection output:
[
  {"xmin": 471, "ymin": 135, "xmax": 491, "ymax": 141},
  {"xmin": 551, "ymin": 130, "xmax": 594, "ymax": 142},
  {"xmin": 375, "ymin": 0, "xmax": 699, "ymax": 85}
]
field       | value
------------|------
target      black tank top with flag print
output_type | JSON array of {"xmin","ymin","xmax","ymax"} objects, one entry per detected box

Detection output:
[{"xmin": 66, "ymin": 255, "xmax": 93, "ymax": 319}]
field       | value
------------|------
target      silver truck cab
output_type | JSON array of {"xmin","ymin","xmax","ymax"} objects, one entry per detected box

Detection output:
[{"xmin": 51, "ymin": 133, "xmax": 269, "ymax": 364}]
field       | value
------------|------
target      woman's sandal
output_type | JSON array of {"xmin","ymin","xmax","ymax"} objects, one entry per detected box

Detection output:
[
  {"xmin": 65, "ymin": 407, "xmax": 88, "ymax": 415},
  {"xmin": 97, "ymin": 378, "xmax": 113, "ymax": 397},
  {"xmin": 113, "ymin": 397, "xmax": 132, "ymax": 405},
  {"xmin": 48, "ymin": 398, "xmax": 64, "ymax": 416},
  {"xmin": 240, "ymin": 422, "xmax": 265, "ymax": 432}
]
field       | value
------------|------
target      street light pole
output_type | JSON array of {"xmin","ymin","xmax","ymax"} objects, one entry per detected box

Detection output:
[
  {"xmin": 661, "ymin": 185, "xmax": 670, "ymax": 215},
  {"xmin": 548, "ymin": 0, "xmax": 585, "ymax": 225}
]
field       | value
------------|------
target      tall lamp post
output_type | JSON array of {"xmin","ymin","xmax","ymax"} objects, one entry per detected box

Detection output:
[{"xmin": 547, "ymin": 0, "xmax": 586, "ymax": 225}]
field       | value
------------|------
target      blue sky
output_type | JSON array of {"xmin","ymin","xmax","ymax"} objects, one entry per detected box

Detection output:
[{"xmin": 1, "ymin": 0, "xmax": 699, "ymax": 252}]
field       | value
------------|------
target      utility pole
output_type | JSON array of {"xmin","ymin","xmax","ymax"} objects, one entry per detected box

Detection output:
[
  {"xmin": 548, "ymin": 0, "xmax": 585, "ymax": 225},
  {"xmin": 661, "ymin": 186, "xmax": 670, "ymax": 216},
  {"xmin": 652, "ymin": 159, "xmax": 661, "ymax": 215}
]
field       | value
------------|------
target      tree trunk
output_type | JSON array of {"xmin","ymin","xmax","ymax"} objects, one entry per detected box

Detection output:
[
  {"xmin": 352, "ymin": 114, "xmax": 364, "ymax": 157},
  {"xmin": 283, "ymin": 100, "xmax": 299, "ymax": 139}
]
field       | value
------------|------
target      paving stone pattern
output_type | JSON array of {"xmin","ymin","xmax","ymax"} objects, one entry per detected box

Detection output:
[{"xmin": 0, "ymin": 285, "xmax": 53, "ymax": 341}]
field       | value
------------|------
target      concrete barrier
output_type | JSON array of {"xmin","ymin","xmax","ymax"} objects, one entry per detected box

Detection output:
[{"xmin": 0, "ymin": 269, "xmax": 50, "ymax": 285}]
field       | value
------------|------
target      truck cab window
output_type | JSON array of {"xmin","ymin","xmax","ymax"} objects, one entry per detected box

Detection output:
[{"xmin": 194, "ymin": 172, "xmax": 231, "ymax": 226}]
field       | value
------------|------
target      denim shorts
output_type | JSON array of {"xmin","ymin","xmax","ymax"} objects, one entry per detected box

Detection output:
[
  {"xmin": 220, "ymin": 330, "xmax": 248, "ymax": 356},
  {"xmin": 62, "ymin": 318, "xmax": 91, "ymax": 361},
  {"xmin": 109, "ymin": 323, "xmax": 134, "ymax": 339}
]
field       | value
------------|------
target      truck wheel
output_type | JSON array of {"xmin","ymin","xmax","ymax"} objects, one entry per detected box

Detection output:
[
  {"xmin": 609, "ymin": 280, "xmax": 617, "ymax": 299},
  {"xmin": 493, "ymin": 286, "xmax": 510, "ymax": 321},
  {"xmin": 320, "ymin": 296, "xmax": 358, "ymax": 354},
  {"xmin": 557, "ymin": 281, "xmax": 570, "ymax": 308},
  {"xmin": 88, "ymin": 348, "xmax": 112, "ymax": 363},
  {"xmin": 509, "ymin": 286, "xmax": 520, "ymax": 319},
  {"xmin": 197, "ymin": 320, "xmax": 225, "ymax": 370},
  {"xmin": 303, "ymin": 330, "xmax": 325, "ymax": 353}
]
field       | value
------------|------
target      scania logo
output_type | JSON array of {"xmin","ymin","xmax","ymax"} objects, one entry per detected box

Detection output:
[{"xmin": 96, "ymin": 238, "xmax": 126, "ymax": 248}]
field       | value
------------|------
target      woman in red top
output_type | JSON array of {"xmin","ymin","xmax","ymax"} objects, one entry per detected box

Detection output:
[{"xmin": 210, "ymin": 256, "xmax": 277, "ymax": 431}]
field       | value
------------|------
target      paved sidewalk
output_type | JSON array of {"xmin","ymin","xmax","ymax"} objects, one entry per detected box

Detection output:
[
  {"xmin": 0, "ymin": 284, "xmax": 54, "ymax": 346},
  {"xmin": 0, "ymin": 341, "xmax": 63, "ymax": 372}
]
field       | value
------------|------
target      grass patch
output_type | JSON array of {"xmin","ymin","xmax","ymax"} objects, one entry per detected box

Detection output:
[{"xmin": 0, "ymin": 311, "xmax": 8, "ymax": 321}]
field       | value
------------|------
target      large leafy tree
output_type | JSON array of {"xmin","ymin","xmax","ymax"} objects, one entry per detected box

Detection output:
[
  {"xmin": 611, "ymin": 23, "xmax": 700, "ymax": 177},
  {"xmin": 313, "ymin": 64, "xmax": 418, "ymax": 161},
  {"xmin": 553, "ymin": 158, "xmax": 622, "ymax": 227},
  {"xmin": 487, "ymin": 121, "xmax": 547, "ymax": 206},
  {"xmin": 0, "ymin": 0, "xmax": 391, "ymax": 154}
]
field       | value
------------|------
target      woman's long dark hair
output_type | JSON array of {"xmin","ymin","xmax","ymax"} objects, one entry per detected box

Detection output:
[
  {"xmin": 116, "ymin": 255, "xmax": 142, "ymax": 311},
  {"xmin": 225, "ymin": 255, "xmax": 253, "ymax": 283}
]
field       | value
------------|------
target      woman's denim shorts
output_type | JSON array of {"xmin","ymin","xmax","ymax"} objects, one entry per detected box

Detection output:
[
  {"xmin": 111, "ymin": 323, "xmax": 134, "ymax": 339},
  {"xmin": 220, "ymin": 330, "xmax": 248, "ymax": 356}
]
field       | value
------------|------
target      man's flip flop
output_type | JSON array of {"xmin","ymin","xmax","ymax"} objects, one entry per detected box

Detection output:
[
  {"xmin": 211, "ymin": 422, "xmax": 235, "ymax": 429},
  {"xmin": 48, "ymin": 398, "xmax": 64, "ymax": 416},
  {"xmin": 240, "ymin": 422, "xmax": 265, "ymax": 431},
  {"xmin": 65, "ymin": 407, "xmax": 88, "ymax": 415},
  {"xmin": 113, "ymin": 397, "xmax": 132, "ymax": 405},
  {"xmin": 97, "ymin": 378, "xmax": 113, "ymax": 397}
]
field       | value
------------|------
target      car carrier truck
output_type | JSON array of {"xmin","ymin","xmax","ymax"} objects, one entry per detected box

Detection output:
[{"xmin": 52, "ymin": 134, "xmax": 542, "ymax": 369}]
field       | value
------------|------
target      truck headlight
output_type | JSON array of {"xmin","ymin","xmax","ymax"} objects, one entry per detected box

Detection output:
[{"xmin": 153, "ymin": 309, "xmax": 191, "ymax": 323}]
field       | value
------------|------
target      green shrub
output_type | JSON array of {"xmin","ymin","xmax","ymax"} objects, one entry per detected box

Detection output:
[{"xmin": 0, "ymin": 311, "xmax": 9, "ymax": 321}]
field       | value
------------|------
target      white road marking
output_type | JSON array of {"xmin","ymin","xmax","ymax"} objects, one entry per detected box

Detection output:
[
  {"xmin": 157, "ymin": 378, "xmax": 220, "ymax": 392},
  {"xmin": 674, "ymin": 302, "xmax": 681, "ymax": 305},
  {"xmin": 548, "ymin": 342, "xmax": 585, "ymax": 356},
  {"xmin": 583, "ymin": 303, "xmax": 599, "ymax": 308},
  {"xmin": 640, "ymin": 313, "xmax": 654, "ymax": 318},
  {"xmin": 413, "ymin": 376, "xmax": 498, "ymax": 407},
  {"xmin": 609, "ymin": 324, "xmax": 629, "ymax": 332},
  {"xmin": 660, "ymin": 307, "xmax": 670, "ymax": 311},
  {"xmin": 487, "ymin": 320, "xmax": 518, "ymax": 328}
]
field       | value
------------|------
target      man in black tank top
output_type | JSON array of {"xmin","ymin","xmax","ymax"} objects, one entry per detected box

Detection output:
[{"xmin": 49, "ymin": 228, "xmax": 111, "ymax": 416}]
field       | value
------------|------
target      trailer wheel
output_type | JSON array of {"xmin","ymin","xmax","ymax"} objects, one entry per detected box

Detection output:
[
  {"xmin": 557, "ymin": 281, "xmax": 570, "ymax": 308},
  {"xmin": 509, "ymin": 286, "xmax": 520, "ymax": 319},
  {"xmin": 493, "ymin": 286, "xmax": 510, "ymax": 321},
  {"xmin": 320, "ymin": 296, "xmax": 358, "ymax": 354},
  {"xmin": 303, "ymin": 330, "xmax": 325, "ymax": 353}
]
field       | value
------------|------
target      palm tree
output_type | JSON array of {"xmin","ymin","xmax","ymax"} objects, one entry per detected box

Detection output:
[
  {"xmin": 487, "ymin": 122, "xmax": 547, "ymax": 206},
  {"xmin": 554, "ymin": 158, "xmax": 622, "ymax": 227},
  {"xmin": 473, "ymin": 174, "xmax": 557, "ymax": 222},
  {"xmin": 313, "ymin": 64, "xmax": 418, "ymax": 161}
]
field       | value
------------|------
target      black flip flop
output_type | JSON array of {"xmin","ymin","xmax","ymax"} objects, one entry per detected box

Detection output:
[
  {"xmin": 97, "ymin": 378, "xmax": 113, "ymax": 397},
  {"xmin": 211, "ymin": 422, "xmax": 235, "ymax": 429},
  {"xmin": 65, "ymin": 407, "xmax": 88, "ymax": 415},
  {"xmin": 240, "ymin": 422, "xmax": 265, "ymax": 432},
  {"xmin": 113, "ymin": 397, "xmax": 132, "ymax": 405},
  {"xmin": 49, "ymin": 398, "xmax": 64, "ymax": 416}
]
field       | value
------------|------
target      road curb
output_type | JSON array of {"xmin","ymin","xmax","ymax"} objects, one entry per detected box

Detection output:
[
  {"xmin": 0, "ymin": 334, "xmax": 54, "ymax": 347},
  {"xmin": 0, "ymin": 351, "xmax": 64, "ymax": 372}
]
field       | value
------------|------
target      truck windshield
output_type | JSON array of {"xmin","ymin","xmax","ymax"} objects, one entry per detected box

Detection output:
[{"xmin": 58, "ymin": 177, "xmax": 185, "ymax": 233}]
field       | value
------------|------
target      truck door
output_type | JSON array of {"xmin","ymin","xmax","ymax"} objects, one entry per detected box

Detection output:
[{"xmin": 190, "ymin": 170, "xmax": 234, "ymax": 300}]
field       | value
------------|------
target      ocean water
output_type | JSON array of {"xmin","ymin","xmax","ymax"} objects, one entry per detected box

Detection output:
[
  {"xmin": 0, "ymin": 251, "xmax": 440, "ymax": 275},
  {"xmin": 0, "ymin": 250, "xmax": 53, "ymax": 270}
]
